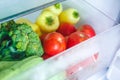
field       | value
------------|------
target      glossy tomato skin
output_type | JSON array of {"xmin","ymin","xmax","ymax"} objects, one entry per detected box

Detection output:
[
  {"xmin": 56, "ymin": 22, "xmax": 77, "ymax": 36},
  {"xmin": 43, "ymin": 32, "xmax": 66, "ymax": 56},
  {"xmin": 78, "ymin": 24, "xmax": 96, "ymax": 38},
  {"xmin": 67, "ymin": 31, "xmax": 89, "ymax": 48}
]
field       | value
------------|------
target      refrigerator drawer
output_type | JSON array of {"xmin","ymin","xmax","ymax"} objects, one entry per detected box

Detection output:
[{"xmin": 0, "ymin": 0, "xmax": 119, "ymax": 80}]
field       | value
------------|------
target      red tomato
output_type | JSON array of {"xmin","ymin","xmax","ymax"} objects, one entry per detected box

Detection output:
[
  {"xmin": 78, "ymin": 24, "xmax": 96, "ymax": 38},
  {"xmin": 42, "ymin": 53, "xmax": 51, "ymax": 60},
  {"xmin": 56, "ymin": 22, "xmax": 77, "ymax": 36},
  {"xmin": 67, "ymin": 31, "xmax": 89, "ymax": 48},
  {"xmin": 43, "ymin": 32, "xmax": 66, "ymax": 56},
  {"xmin": 40, "ymin": 33, "xmax": 48, "ymax": 44}
]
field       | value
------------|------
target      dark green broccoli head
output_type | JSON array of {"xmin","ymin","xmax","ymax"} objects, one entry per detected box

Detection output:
[{"xmin": 0, "ymin": 20, "xmax": 44, "ymax": 61}]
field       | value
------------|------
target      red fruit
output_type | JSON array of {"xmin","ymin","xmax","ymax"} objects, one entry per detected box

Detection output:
[
  {"xmin": 65, "ymin": 36, "xmax": 68, "ymax": 43},
  {"xmin": 40, "ymin": 33, "xmax": 48, "ymax": 44},
  {"xmin": 42, "ymin": 53, "xmax": 51, "ymax": 60},
  {"xmin": 67, "ymin": 31, "xmax": 89, "ymax": 48},
  {"xmin": 78, "ymin": 24, "xmax": 96, "ymax": 38},
  {"xmin": 56, "ymin": 22, "xmax": 77, "ymax": 36},
  {"xmin": 43, "ymin": 32, "xmax": 66, "ymax": 56}
]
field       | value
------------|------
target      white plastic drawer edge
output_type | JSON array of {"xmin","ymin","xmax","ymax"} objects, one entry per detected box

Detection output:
[{"xmin": 106, "ymin": 48, "xmax": 120, "ymax": 80}]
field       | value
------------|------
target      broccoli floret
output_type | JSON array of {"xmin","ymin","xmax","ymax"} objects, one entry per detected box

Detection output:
[{"xmin": 0, "ymin": 20, "xmax": 44, "ymax": 61}]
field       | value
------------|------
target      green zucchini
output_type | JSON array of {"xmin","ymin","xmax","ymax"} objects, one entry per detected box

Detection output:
[
  {"xmin": 0, "ymin": 56, "xmax": 43, "ymax": 80},
  {"xmin": 0, "ymin": 61, "xmax": 18, "ymax": 72}
]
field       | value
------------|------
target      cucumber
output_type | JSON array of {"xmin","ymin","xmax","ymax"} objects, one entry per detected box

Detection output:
[
  {"xmin": 0, "ymin": 61, "xmax": 18, "ymax": 72},
  {"xmin": 0, "ymin": 56, "xmax": 43, "ymax": 80}
]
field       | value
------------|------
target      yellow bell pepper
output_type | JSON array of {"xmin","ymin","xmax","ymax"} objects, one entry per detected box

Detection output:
[
  {"xmin": 59, "ymin": 8, "xmax": 80, "ymax": 24},
  {"xmin": 36, "ymin": 11, "xmax": 59, "ymax": 33}
]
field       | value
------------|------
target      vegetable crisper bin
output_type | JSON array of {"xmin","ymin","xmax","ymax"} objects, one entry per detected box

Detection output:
[{"xmin": 0, "ymin": 0, "xmax": 120, "ymax": 80}]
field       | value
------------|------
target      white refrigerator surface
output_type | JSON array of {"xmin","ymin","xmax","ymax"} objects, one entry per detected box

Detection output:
[
  {"xmin": 87, "ymin": 69, "xmax": 107, "ymax": 80},
  {"xmin": 85, "ymin": 0, "xmax": 120, "ymax": 22}
]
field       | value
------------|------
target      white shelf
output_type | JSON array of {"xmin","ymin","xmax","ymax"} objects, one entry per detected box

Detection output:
[{"xmin": 85, "ymin": 0, "xmax": 120, "ymax": 22}]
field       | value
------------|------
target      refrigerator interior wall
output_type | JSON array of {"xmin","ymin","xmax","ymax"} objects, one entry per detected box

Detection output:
[
  {"xmin": 85, "ymin": 0, "xmax": 120, "ymax": 22},
  {"xmin": 0, "ymin": 0, "xmax": 119, "ymax": 80}
]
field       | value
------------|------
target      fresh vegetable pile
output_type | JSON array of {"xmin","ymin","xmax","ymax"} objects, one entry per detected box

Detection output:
[
  {"xmin": 38, "ymin": 3, "xmax": 96, "ymax": 59},
  {"xmin": 15, "ymin": 3, "xmax": 96, "ymax": 59},
  {"xmin": 0, "ymin": 2, "xmax": 96, "ymax": 80}
]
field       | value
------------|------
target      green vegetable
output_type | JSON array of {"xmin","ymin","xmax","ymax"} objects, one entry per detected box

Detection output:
[
  {"xmin": 0, "ymin": 61, "xmax": 18, "ymax": 72},
  {"xmin": 0, "ymin": 56, "xmax": 43, "ymax": 80},
  {"xmin": 0, "ymin": 20, "xmax": 44, "ymax": 61}
]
